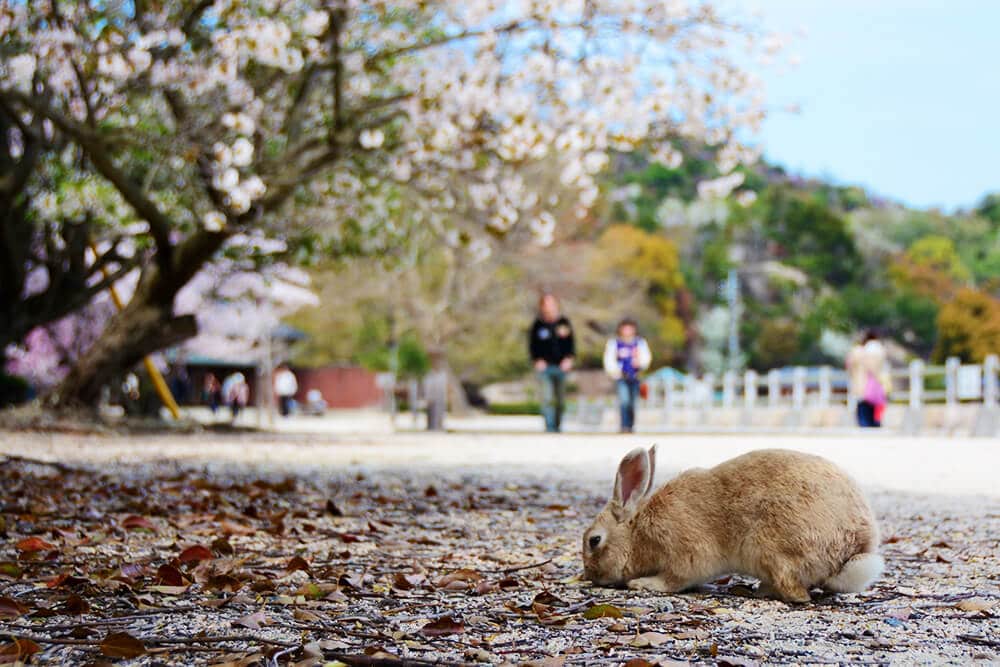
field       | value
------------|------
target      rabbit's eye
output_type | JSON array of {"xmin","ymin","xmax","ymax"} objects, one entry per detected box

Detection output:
[{"xmin": 588, "ymin": 535, "xmax": 601, "ymax": 549}]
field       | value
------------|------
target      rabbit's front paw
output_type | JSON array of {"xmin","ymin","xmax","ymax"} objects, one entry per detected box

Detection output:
[{"xmin": 626, "ymin": 575, "xmax": 678, "ymax": 593}]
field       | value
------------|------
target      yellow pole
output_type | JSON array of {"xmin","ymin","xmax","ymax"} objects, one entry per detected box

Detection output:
[{"xmin": 91, "ymin": 245, "xmax": 181, "ymax": 420}]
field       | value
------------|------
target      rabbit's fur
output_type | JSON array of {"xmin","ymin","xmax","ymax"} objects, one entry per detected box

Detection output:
[{"xmin": 582, "ymin": 447, "xmax": 883, "ymax": 602}]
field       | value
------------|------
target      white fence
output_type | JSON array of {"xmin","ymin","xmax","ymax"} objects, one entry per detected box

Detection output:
[{"xmin": 573, "ymin": 355, "xmax": 1000, "ymax": 436}]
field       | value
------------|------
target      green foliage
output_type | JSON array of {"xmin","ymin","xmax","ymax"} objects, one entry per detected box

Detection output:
[
  {"xmin": 486, "ymin": 401, "xmax": 541, "ymax": 415},
  {"xmin": 762, "ymin": 188, "xmax": 861, "ymax": 286},
  {"xmin": 904, "ymin": 236, "xmax": 971, "ymax": 282},
  {"xmin": 933, "ymin": 289, "xmax": 1000, "ymax": 363},
  {"xmin": 752, "ymin": 320, "xmax": 801, "ymax": 369},
  {"xmin": 976, "ymin": 193, "xmax": 1000, "ymax": 226}
]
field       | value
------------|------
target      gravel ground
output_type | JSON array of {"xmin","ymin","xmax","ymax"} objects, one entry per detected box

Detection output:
[{"xmin": 0, "ymin": 430, "xmax": 998, "ymax": 666}]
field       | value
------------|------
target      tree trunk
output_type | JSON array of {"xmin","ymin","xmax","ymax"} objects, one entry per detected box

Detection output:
[{"xmin": 44, "ymin": 300, "xmax": 195, "ymax": 410}]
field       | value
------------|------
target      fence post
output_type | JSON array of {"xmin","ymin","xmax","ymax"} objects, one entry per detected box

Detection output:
[
  {"xmin": 973, "ymin": 355, "xmax": 999, "ymax": 437},
  {"xmin": 768, "ymin": 369, "xmax": 781, "ymax": 408},
  {"xmin": 683, "ymin": 374, "xmax": 696, "ymax": 411},
  {"xmin": 661, "ymin": 376, "xmax": 673, "ymax": 427},
  {"xmin": 742, "ymin": 369, "xmax": 757, "ymax": 426},
  {"xmin": 901, "ymin": 359, "xmax": 924, "ymax": 435},
  {"xmin": 722, "ymin": 371, "xmax": 736, "ymax": 409},
  {"xmin": 703, "ymin": 373, "xmax": 716, "ymax": 408},
  {"xmin": 792, "ymin": 367, "xmax": 806, "ymax": 410},
  {"xmin": 945, "ymin": 357, "xmax": 960, "ymax": 407},
  {"xmin": 818, "ymin": 366, "xmax": 832, "ymax": 407}
]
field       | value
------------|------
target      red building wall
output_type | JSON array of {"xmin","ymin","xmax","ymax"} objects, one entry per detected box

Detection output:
[{"xmin": 293, "ymin": 366, "xmax": 381, "ymax": 408}]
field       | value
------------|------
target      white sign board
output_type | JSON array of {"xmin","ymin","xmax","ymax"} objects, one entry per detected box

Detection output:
[{"xmin": 957, "ymin": 365, "xmax": 982, "ymax": 400}]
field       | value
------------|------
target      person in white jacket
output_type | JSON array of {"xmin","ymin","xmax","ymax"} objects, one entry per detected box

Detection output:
[{"xmin": 603, "ymin": 318, "xmax": 652, "ymax": 433}]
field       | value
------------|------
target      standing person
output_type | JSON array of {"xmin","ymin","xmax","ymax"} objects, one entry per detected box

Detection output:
[
  {"xmin": 274, "ymin": 363, "xmax": 298, "ymax": 417},
  {"xmin": 203, "ymin": 372, "xmax": 222, "ymax": 414},
  {"xmin": 846, "ymin": 330, "xmax": 890, "ymax": 428},
  {"xmin": 603, "ymin": 318, "xmax": 652, "ymax": 433},
  {"xmin": 223, "ymin": 371, "xmax": 249, "ymax": 421},
  {"xmin": 529, "ymin": 293, "xmax": 575, "ymax": 433}
]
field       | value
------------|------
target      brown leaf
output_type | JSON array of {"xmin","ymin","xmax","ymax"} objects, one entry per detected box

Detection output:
[
  {"xmin": 0, "ymin": 597, "xmax": 28, "ymax": 619},
  {"xmin": 100, "ymin": 632, "xmax": 147, "ymax": 659},
  {"xmin": 234, "ymin": 610, "xmax": 268, "ymax": 630},
  {"xmin": 121, "ymin": 515, "xmax": 157, "ymax": 532},
  {"xmin": 0, "ymin": 638, "xmax": 42, "ymax": 661},
  {"xmin": 294, "ymin": 608, "xmax": 324, "ymax": 623},
  {"xmin": 435, "ymin": 569, "xmax": 482, "ymax": 588},
  {"xmin": 931, "ymin": 540, "xmax": 952, "ymax": 548},
  {"xmin": 393, "ymin": 572, "xmax": 426, "ymax": 590},
  {"xmin": 15, "ymin": 536, "xmax": 55, "ymax": 553},
  {"xmin": 156, "ymin": 563, "xmax": 185, "ymax": 586},
  {"xmin": 61, "ymin": 594, "xmax": 91, "ymax": 615},
  {"xmin": 46, "ymin": 574, "xmax": 88, "ymax": 589},
  {"xmin": 420, "ymin": 615, "xmax": 465, "ymax": 637},
  {"xmin": 325, "ymin": 498, "xmax": 344, "ymax": 516},
  {"xmin": 531, "ymin": 591, "xmax": 565, "ymax": 607},
  {"xmin": 211, "ymin": 537, "xmax": 235, "ymax": 556},
  {"xmin": 631, "ymin": 631, "xmax": 671, "ymax": 647},
  {"xmin": 206, "ymin": 574, "xmax": 242, "ymax": 592},
  {"xmin": 623, "ymin": 660, "xmax": 657, "ymax": 667},
  {"xmin": 956, "ymin": 598, "xmax": 995, "ymax": 613},
  {"xmin": 286, "ymin": 556, "xmax": 312, "ymax": 575},
  {"xmin": 178, "ymin": 545, "xmax": 214, "ymax": 564}
]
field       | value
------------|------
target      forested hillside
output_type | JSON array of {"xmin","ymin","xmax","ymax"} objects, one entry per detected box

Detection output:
[{"xmin": 290, "ymin": 153, "xmax": 1000, "ymax": 385}]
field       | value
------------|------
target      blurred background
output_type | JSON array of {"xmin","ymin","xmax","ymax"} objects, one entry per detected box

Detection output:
[{"xmin": 1, "ymin": 1, "xmax": 997, "ymax": 435}]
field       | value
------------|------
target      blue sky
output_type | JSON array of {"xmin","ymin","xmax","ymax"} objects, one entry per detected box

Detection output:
[{"xmin": 729, "ymin": 0, "xmax": 1000, "ymax": 211}]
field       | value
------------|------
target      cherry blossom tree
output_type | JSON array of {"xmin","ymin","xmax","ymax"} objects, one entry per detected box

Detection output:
[
  {"xmin": 0, "ymin": 0, "xmax": 775, "ymax": 408},
  {"xmin": 5, "ymin": 233, "xmax": 317, "ymax": 391}
]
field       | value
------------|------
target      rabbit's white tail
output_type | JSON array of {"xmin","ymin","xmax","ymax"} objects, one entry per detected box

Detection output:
[{"xmin": 824, "ymin": 552, "xmax": 884, "ymax": 593}]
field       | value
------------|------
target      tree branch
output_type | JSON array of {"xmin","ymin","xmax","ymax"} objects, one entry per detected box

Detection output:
[{"xmin": 1, "ymin": 90, "xmax": 176, "ymax": 272}]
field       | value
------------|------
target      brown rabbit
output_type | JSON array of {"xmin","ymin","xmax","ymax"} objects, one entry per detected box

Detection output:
[{"xmin": 582, "ymin": 447, "xmax": 883, "ymax": 602}]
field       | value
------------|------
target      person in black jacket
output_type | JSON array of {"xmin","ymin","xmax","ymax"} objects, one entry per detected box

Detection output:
[{"xmin": 529, "ymin": 293, "xmax": 575, "ymax": 432}]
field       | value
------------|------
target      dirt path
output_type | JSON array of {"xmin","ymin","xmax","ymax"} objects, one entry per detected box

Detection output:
[{"xmin": 0, "ymin": 431, "xmax": 997, "ymax": 665}]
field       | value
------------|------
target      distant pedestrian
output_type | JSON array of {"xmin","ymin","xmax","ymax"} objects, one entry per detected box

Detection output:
[
  {"xmin": 203, "ymin": 372, "xmax": 222, "ymax": 414},
  {"xmin": 274, "ymin": 364, "xmax": 298, "ymax": 417},
  {"xmin": 847, "ymin": 330, "xmax": 890, "ymax": 428},
  {"xmin": 603, "ymin": 318, "xmax": 652, "ymax": 433},
  {"xmin": 222, "ymin": 371, "xmax": 249, "ymax": 420},
  {"xmin": 529, "ymin": 293, "xmax": 575, "ymax": 433}
]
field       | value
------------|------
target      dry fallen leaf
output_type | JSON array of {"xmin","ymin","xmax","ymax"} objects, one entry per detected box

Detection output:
[
  {"xmin": 955, "ymin": 598, "xmax": 995, "ymax": 613},
  {"xmin": 583, "ymin": 603, "xmax": 623, "ymax": 620},
  {"xmin": 100, "ymin": 632, "xmax": 147, "ymax": 659},
  {"xmin": 178, "ymin": 544, "xmax": 214, "ymax": 564},
  {"xmin": 631, "ymin": 631, "xmax": 671, "ymax": 647},
  {"xmin": 0, "ymin": 597, "xmax": 28, "ymax": 619},
  {"xmin": 234, "ymin": 610, "xmax": 268, "ymax": 630},
  {"xmin": 121, "ymin": 515, "xmax": 157, "ymax": 532},
  {"xmin": 420, "ymin": 615, "xmax": 465, "ymax": 637},
  {"xmin": 0, "ymin": 638, "xmax": 42, "ymax": 662},
  {"xmin": 15, "ymin": 536, "xmax": 55, "ymax": 553}
]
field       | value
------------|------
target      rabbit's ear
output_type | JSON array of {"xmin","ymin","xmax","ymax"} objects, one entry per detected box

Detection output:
[
  {"xmin": 613, "ymin": 447, "xmax": 653, "ymax": 514},
  {"xmin": 645, "ymin": 445, "xmax": 657, "ymax": 496}
]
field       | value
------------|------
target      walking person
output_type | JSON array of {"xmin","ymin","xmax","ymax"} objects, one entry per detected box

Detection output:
[
  {"xmin": 274, "ymin": 363, "xmax": 298, "ymax": 417},
  {"xmin": 846, "ymin": 329, "xmax": 890, "ymax": 428},
  {"xmin": 529, "ymin": 293, "xmax": 575, "ymax": 433},
  {"xmin": 603, "ymin": 318, "xmax": 652, "ymax": 433}
]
